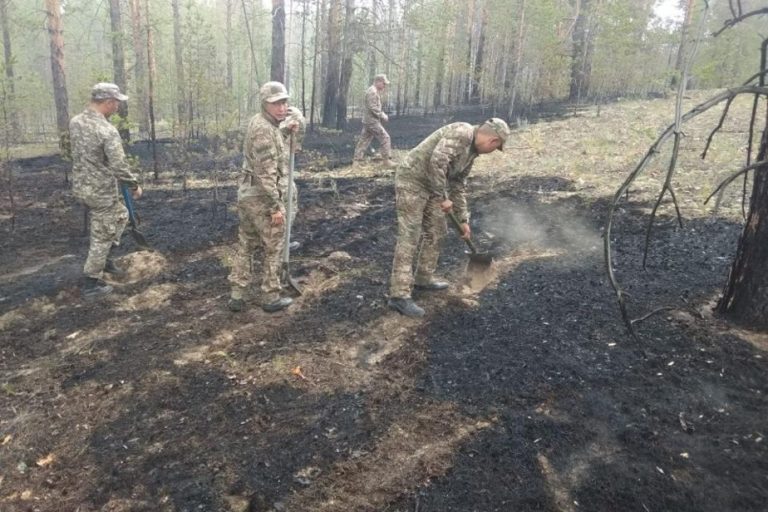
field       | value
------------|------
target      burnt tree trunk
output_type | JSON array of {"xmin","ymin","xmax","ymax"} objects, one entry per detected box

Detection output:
[
  {"xmin": 336, "ymin": 0, "xmax": 355, "ymax": 130},
  {"xmin": 470, "ymin": 4, "xmax": 487, "ymax": 104},
  {"xmin": 271, "ymin": 0, "xmax": 286, "ymax": 82},
  {"xmin": 321, "ymin": 0, "xmax": 341, "ymax": 127},
  {"xmin": 717, "ymin": 44, "xmax": 768, "ymax": 326},
  {"xmin": 108, "ymin": 0, "xmax": 130, "ymax": 141},
  {"xmin": 44, "ymin": 0, "xmax": 70, "ymax": 156},
  {"xmin": 145, "ymin": 0, "xmax": 158, "ymax": 179}
]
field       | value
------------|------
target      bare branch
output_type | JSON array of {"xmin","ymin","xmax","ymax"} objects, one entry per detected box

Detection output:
[
  {"xmin": 713, "ymin": 8, "xmax": 768, "ymax": 37},
  {"xmin": 701, "ymin": 96, "xmax": 735, "ymax": 159},
  {"xmin": 704, "ymin": 159, "xmax": 768, "ymax": 205}
]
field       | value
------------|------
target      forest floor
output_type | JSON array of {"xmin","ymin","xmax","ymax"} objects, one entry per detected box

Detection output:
[{"xmin": 1, "ymin": 92, "xmax": 767, "ymax": 512}]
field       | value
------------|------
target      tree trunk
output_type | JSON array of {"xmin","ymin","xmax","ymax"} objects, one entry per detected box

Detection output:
[
  {"xmin": 309, "ymin": 0, "xmax": 322, "ymax": 130},
  {"xmin": 144, "ymin": 0, "xmax": 158, "ymax": 178},
  {"xmin": 44, "ymin": 0, "xmax": 70, "ymax": 156},
  {"xmin": 225, "ymin": 0, "xmax": 234, "ymax": 91},
  {"xmin": 569, "ymin": 0, "xmax": 594, "ymax": 102},
  {"xmin": 462, "ymin": 0, "xmax": 475, "ymax": 104},
  {"xmin": 271, "ymin": 0, "xmax": 286, "ymax": 82},
  {"xmin": 717, "ymin": 43, "xmax": 768, "ymax": 327},
  {"xmin": 108, "ymin": 0, "xmax": 130, "ymax": 141},
  {"xmin": 508, "ymin": 0, "xmax": 527, "ymax": 118},
  {"xmin": 336, "ymin": 0, "xmax": 355, "ymax": 130},
  {"xmin": 171, "ymin": 0, "xmax": 186, "ymax": 135},
  {"xmin": 433, "ymin": 32, "xmax": 446, "ymax": 110},
  {"xmin": 471, "ymin": 3, "xmax": 487, "ymax": 104},
  {"xmin": 0, "ymin": 0, "xmax": 20, "ymax": 140},
  {"xmin": 670, "ymin": 0, "xmax": 694, "ymax": 88},
  {"xmin": 128, "ymin": 0, "xmax": 148, "ymax": 135},
  {"xmin": 321, "ymin": 0, "xmax": 341, "ymax": 127},
  {"xmin": 300, "ymin": 0, "xmax": 307, "ymax": 114}
]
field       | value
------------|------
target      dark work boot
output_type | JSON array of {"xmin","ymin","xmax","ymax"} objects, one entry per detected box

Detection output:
[
  {"xmin": 262, "ymin": 297, "xmax": 293, "ymax": 313},
  {"xmin": 82, "ymin": 277, "xmax": 113, "ymax": 298},
  {"xmin": 104, "ymin": 259, "xmax": 127, "ymax": 277},
  {"xmin": 228, "ymin": 298, "xmax": 245, "ymax": 312},
  {"xmin": 414, "ymin": 279, "xmax": 450, "ymax": 291},
  {"xmin": 387, "ymin": 297, "xmax": 425, "ymax": 318}
]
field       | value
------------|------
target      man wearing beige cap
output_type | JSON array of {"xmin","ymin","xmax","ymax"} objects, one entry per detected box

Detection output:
[
  {"xmin": 387, "ymin": 118, "xmax": 510, "ymax": 317},
  {"xmin": 354, "ymin": 73, "xmax": 394, "ymax": 167},
  {"xmin": 227, "ymin": 81, "xmax": 306, "ymax": 313},
  {"xmin": 70, "ymin": 83, "xmax": 142, "ymax": 298}
]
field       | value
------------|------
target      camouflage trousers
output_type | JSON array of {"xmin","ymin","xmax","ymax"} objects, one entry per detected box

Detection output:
[
  {"xmin": 389, "ymin": 183, "xmax": 447, "ymax": 298},
  {"xmin": 82, "ymin": 198, "xmax": 128, "ymax": 278},
  {"xmin": 228, "ymin": 195, "xmax": 297, "ymax": 303},
  {"xmin": 354, "ymin": 121, "xmax": 391, "ymax": 160}
]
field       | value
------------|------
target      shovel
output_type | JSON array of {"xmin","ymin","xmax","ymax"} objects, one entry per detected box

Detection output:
[
  {"xmin": 281, "ymin": 134, "xmax": 302, "ymax": 295},
  {"xmin": 447, "ymin": 211, "xmax": 493, "ymax": 273},
  {"xmin": 120, "ymin": 183, "xmax": 151, "ymax": 250}
]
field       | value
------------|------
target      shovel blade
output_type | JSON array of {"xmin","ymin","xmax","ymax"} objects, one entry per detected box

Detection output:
[
  {"xmin": 466, "ymin": 253, "xmax": 494, "ymax": 274},
  {"xmin": 130, "ymin": 227, "xmax": 152, "ymax": 251},
  {"xmin": 281, "ymin": 265, "xmax": 303, "ymax": 296}
]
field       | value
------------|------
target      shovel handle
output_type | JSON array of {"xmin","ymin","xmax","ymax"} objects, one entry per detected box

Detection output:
[
  {"xmin": 447, "ymin": 211, "xmax": 479, "ymax": 254},
  {"xmin": 120, "ymin": 183, "xmax": 139, "ymax": 226}
]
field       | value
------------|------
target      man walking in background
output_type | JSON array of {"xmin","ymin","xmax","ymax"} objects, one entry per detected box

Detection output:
[
  {"xmin": 388, "ymin": 118, "xmax": 510, "ymax": 317},
  {"xmin": 354, "ymin": 74, "xmax": 394, "ymax": 167},
  {"xmin": 228, "ymin": 81, "xmax": 305, "ymax": 313},
  {"xmin": 70, "ymin": 83, "xmax": 142, "ymax": 298}
]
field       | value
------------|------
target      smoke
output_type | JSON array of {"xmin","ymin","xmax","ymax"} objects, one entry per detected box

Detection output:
[{"xmin": 482, "ymin": 199, "xmax": 601, "ymax": 258}]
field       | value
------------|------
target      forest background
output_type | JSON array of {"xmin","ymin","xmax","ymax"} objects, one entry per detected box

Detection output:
[{"xmin": 0, "ymin": 0, "xmax": 765, "ymax": 153}]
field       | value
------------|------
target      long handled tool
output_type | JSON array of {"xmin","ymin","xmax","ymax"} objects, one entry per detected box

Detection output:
[
  {"xmin": 281, "ymin": 135, "xmax": 302, "ymax": 295},
  {"xmin": 120, "ymin": 183, "xmax": 151, "ymax": 250},
  {"xmin": 447, "ymin": 211, "xmax": 493, "ymax": 273}
]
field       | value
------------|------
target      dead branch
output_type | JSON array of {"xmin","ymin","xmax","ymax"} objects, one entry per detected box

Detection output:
[
  {"xmin": 605, "ymin": 85, "xmax": 768, "ymax": 336},
  {"xmin": 704, "ymin": 159, "xmax": 768, "ymax": 205},
  {"xmin": 701, "ymin": 96, "xmax": 735, "ymax": 159},
  {"xmin": 713, "ymin": 7, "xmax": 768, "ymax": 37}
]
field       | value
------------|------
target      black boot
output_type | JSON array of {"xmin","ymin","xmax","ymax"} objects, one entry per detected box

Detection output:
[
  {"xmin": 262, "ymin": 297, "xmax": 293, "ymax": 313},
  {"xmin": 82, "ymin": 277, "xmax": 113, "ymax": 298},
  {"xmin": 104, "ymin": 259, "xmax": 126, "ymax": 277},
  {"xmin": 387, "ymin": 297, "xmax": 425, "ymax": 317},
  {"xmin": 414, "ymin": 279, "xmax": 450, "ymax": 291}
]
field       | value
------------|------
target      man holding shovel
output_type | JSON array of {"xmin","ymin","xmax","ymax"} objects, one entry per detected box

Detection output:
[
  {"xmin": 228, "ymin": 81, "xmax": 305, "ymax": 313},
  {"xmin": 353, "ymin": 74, "xmax": 394, "ymax": 167},
  {"xmin": 70, "ymin": 83, "xmax": 142, "ymax": 298},
  {"xmin": 388, "ymin": 118, "xmax": 510, "ymax": 317}
]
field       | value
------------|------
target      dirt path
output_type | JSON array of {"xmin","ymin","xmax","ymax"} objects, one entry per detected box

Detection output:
[{"xmin": 1, "ymin": 94, "xmax": 766, "ymax": 511}]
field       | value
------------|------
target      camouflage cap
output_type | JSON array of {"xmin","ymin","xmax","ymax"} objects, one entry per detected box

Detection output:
[
  {"xmin": 260, "ymin": 81, "xmax": 290, "ymax": 103},
  {"xmin": 91, "ymin": 82, "xmax": 129, "ymax": 101},
  {"xmin": 374, "ymin": 74, "xmax": 390, "ymax": 85},
  {"xmin": 482, "ymin": 118, "xmax": 510, "ymax": 150}
]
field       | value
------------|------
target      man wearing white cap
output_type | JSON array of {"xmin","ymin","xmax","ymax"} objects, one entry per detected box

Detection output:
[
  {"xmin": 70, "ymin": 83, "xmax": 142, "ymax": 298},
  {"xmin": 354, "ymin": 74, "xmax": 394, "ymax": 167}
]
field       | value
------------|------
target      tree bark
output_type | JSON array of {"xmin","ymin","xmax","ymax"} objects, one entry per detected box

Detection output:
[
  {"xmin": 108, "ymin": 0, "xmax": 130, "ymax": 141},
  {"xmin": 144, "ymin": 0, "xmax": 158, "ymax": 178},
  {"xmin": 569, "ymin": 0, "xmax": 594, "ymax": 102},
  {"xmin": 717, "ymin": 42, "xmax": 768, "ymax": 327},
  {"xmin": 271, "ymin": 0, "xmax": 286, "ymax": 82},
  {"xmin": 336, "ymin": 0, "xmax": 355, "ymax": 130},
  {"xmin": 128, "ymin": 0, "xmax": 148, "ymax": 135},
  {"xmin": 225, "ymin": 0, "xmax": 234, "ymax": 91},
  {"xmin": 0, "ymin": 0, "xmax": 20, "ymax": 140},
  {"xmin": 471, "ymin": 3, "xmax": 487, "ymax": 104},
  {"xmin": 171, "ymin": 0, "xmax": 186, "ymax": 134},
  {"xmin": 508, "ymin": 0, "xmax": 527, "ymax": 118},
  {"xmin": 44, "ymin": 0, "xmax": 70, "ymax": 155},
  {"xmin": 309, "ymin": 0, "xmax": 322, "ymax": 130},
  {"xmin": 321, "ymin": 0, "xmax": 341, "ymax": 127}
]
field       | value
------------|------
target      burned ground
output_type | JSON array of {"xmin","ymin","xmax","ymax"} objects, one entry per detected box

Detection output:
[{"xmin": 1, "ymin": 95, "xmax": 767, "ymax": 511}]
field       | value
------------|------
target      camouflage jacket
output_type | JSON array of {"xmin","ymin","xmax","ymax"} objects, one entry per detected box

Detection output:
[
  {"xmin": 362, "ymin": 85, "xmax": 384, "ymax": 125},
  {"xmin": 69, "ymin": 108, "xmax": 139, "ymax": 205},
  {"xmin": 395, "ymin": 123, "xmax": 479, "ymax": 223},
  {"xmin": 239, "ymin": 108, "xmax": 306, "ymax": 212}
]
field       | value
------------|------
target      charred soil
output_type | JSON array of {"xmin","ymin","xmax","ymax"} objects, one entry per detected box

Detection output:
[{"xmin": 1, "ymin": 96, "xmax": 767, "ymax": 511}]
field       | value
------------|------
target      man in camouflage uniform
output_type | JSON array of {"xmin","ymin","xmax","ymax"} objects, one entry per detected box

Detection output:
[
  {"xmin": 70, "ymin": 83, "xmax": 142, "ymax": 298},
  {"xmin": 353, "ymin": 74, "xmax": 394, "ymax": 167},
  {"xmin": 228, "ymin": 81, "xmax": 306, "ymax": 313},
  {"xmin": 388, "ymin": 118, "xmax": 510, "ymax": 317}
]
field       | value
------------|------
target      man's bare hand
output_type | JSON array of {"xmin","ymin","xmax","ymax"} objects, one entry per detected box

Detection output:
[
  {"xmin": 440, "ymin": 199, "xmax": 453, "ymax": 213},
  {"xmin": 271, "ymin": 210, "xmax": 285, "ymax": 226},
  {"xmin": 460, "ymin": 222, "xmax": 471, "ymax": 240},
  {"xmin": 381, "ymin": 113, "xmax": 389, "ymax": 123},
  {"xmin": 132, "ymin": 185, "xmax": 143, "ymax": 200}
]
